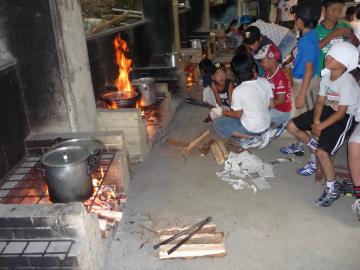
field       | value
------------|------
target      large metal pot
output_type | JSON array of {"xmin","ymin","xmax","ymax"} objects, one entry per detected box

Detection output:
[
  {"xmin": 101, "ymin": 91, "xmax": 139, "ymax": 108},
  {"xmin": 52, "ymin": 138, "xmax": 104, "ymax": 172},
  {"xmin": 132, "ymin": 77, "xmax": 157, "ymax": 106},
  {"xmin": 189, "ymin": 39, "xmax": 201, "ymax": 49},
  {"xmin": 41, "ymin": 146, "xmax": 93, "ymax": 203},
  {"xmin": 165, "ymin": 52, "xmax": 182, "ymax": 67}
]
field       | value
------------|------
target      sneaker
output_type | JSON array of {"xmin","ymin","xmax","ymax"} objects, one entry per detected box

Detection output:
[
  {"xmin": 315, "ymin": 182, "xmax": 342, "ymax": 207},
  {"xmin": 273, "ymin": 124, "xmax": 286, "ymax": 139},
  {"xmin": 240, "ymin": 137, "xmax": 262, "ymax": 149},
  {"xmin": 351, "ymin": 199, "xmax": 360, "ymax": 221},
  {"xmin": 296, "ymin": 160, "xmax": 316, "ymax": 176},
  {"xmin": 258, "ymin": 130, "xmax": 271, "ymax": 149},
  {"xmin": 280, "ymin": 143, "xmax": 304, "ymax": 156},
  {"xmin": 203, "ymin": 115, "xmax": 212, "ymax": 124}
]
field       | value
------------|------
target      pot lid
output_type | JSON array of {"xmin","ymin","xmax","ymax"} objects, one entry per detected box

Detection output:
[
  {"xmin": 41, "ymin": 146, "xmax": 89, "ymax": 167},
  {"xmin": 52, "ymin": 138, "xmax": 104, "ymax": 155},
  {"xmin": 101, "ymin": 91, "xmax": 138, "ymax": 101}
]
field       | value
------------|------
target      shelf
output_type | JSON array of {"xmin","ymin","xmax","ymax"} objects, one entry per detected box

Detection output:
[{"xmin": 86, "ymin": 19, "xmax": 149, "ymax": 41}]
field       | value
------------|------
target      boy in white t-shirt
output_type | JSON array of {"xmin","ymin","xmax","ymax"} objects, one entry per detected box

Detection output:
[
  {"xmin": 212, "ymin": 53, "xmax": 273, "ymax": 149},
  {"xmin": 286, "ymin": 42, "xmax": 360, "ymax": 207}
]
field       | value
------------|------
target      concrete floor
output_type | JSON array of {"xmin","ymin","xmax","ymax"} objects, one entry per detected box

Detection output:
[{"xmin": 104, "ymin": 103, "xmax": 360, "ymax": 270}]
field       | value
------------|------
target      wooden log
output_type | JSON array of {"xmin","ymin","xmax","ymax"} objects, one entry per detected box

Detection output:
[
  {"xmin": 158, "ymin": 243, "xmax": 225, "ymax": 259},
  {"xmin": 210, "ymin": 141, "xmax": 225, "ymax": 165},
  {"xmin": 157, "ymin": 224, "xmax": 216, "ymax": 236},
  {"xmin": 183, "ymin": 130, "xmax": 211, "ymax": 155},
  {"xmin": 94, "ymin": 210, "xmax": 123, "ymax": 222}
]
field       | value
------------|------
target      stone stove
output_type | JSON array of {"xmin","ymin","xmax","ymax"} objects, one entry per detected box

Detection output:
[{"xmin": 0, "ymin": 132, "xmax": 129, "ymax": 269}]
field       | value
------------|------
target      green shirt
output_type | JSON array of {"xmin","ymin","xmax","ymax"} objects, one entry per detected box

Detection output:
[{"xmin": 315, "ymin": 21, "xmax": 350, "ymax": 76}]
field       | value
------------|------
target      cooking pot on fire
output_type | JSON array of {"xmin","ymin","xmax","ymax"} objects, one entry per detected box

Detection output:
[
  {"xmin": 101, "ymin": 91, "xmax": 139, "ymax": 108},
  {"xmin": 52, "ymin": 138, "xmax": 104, "ymax": 172},
  {"xmin": 41, "ymin": 145, "xmax": 93, "ymax": 203},
  {"xmin": 132, "ymin": 77, "xmax": 157, "ymax": 107}
]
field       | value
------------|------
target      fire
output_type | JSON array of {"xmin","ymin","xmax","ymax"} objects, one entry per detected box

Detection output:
[{"xmin": 113, "ymin": 35, "xmax": 133, "ymax": 92}]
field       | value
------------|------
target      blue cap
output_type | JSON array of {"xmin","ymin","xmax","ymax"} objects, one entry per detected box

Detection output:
[{"xmin": 239, "ymin": 15, "xmax": 253, "ymax": 25}]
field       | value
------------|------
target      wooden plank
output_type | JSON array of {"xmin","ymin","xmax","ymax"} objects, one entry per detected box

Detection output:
[
  {"xmin": 210, "ymin": 141, "xmax": 225, "ymax": 165},
  {"xmin": 158, "ymin": 243, "xmax": 225, "ymax": 259},
  {"xmin": 183, "ymin": 130, "xmax": 211, "ymax": 155},
  {"xmin": 157, "ymin": 224, "xmax": 216, "ymax": 236},
  {"xmin": 217, "ymin": 140, "xmax": 229, "ymax": 159},
  {"xmin": 159, "ymin": 232, "xmax": 224, "ymax": 245}
]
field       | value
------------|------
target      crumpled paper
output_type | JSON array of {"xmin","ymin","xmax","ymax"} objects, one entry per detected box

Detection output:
[{"xmin": 216, "ymin": 151, "xmax": 274, "ymax": 192}]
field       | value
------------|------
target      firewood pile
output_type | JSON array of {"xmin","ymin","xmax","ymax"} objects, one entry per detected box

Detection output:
[
  {"xmin": 83, "ymin": 183, "xmax": 127, "ymax": 238},
  {"xmin": 166, "ymin": 129, "xmax": 245, "ymax": 165},
  {"xmin": 156, "ymin": 223, "xmax": 225, "ymax": 259}
]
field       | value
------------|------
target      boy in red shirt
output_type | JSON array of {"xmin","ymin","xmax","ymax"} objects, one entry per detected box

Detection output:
[{"xmin": 255, "ymin": 44, "xmax": 292, "ymax": 138}]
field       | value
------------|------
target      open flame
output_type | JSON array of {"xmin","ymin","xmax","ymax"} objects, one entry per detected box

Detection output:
[{"xmin": 113, "ymin": 35, "xmax": 133, "ymax": 92}]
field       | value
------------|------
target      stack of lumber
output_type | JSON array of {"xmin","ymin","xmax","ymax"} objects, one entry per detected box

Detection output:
[{"xmin": 156, "ymin": 224, "xmax": 225, "ymax": 259}]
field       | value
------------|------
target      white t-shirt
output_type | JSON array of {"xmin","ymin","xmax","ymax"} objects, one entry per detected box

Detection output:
[
  {"xmin": 250, "ymin": 20, "xmax": 289, "ymax": 46},
  {"xmin": 231, "ymin": 78, "xmax": 273, "ymax": 133},
  {"xmin": 278, "ymin": 0, "xmax": 297, "ymax": 22},
  {"xmin": 319, "ymin": 72, "xmax": 360, "ymax": 116},
  {"xmin": 350, "ymin": 21, "xmax": 360, "ymax": 50}
]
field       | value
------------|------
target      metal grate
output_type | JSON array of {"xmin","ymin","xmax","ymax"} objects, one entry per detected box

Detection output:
[
  {"xmin": 0, "ymin": 153, "xmax": 115, "ymax": 207},
  {"xmin": 0, "ymin": 239, "xmax": 75, "ymax": 262}
]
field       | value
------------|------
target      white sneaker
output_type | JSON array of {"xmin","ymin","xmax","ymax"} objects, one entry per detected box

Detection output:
[
  {"xmin": 351, "ymin": 199, "xmax": 360, "ymax": 221},
  {"xmin": 258, "ymin": 130, "xmax": 271, "ymax": 149},
  {"xmin": 240, "ymin": 137, "xmax": 262, "ymax": 149}
]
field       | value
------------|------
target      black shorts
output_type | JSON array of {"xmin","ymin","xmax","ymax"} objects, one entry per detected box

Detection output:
[{"xmin": 292, "ymin": 106, "xmax": 354, "ymax": 155}]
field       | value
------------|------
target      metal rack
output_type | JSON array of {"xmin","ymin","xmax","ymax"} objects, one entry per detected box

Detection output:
[{"xmin": 0, "ymin": 239, "xmax": 75, "ymax": 266}]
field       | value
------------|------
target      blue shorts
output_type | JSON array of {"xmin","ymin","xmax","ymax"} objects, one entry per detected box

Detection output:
[{"xmin": 212, "ymin": 117, "xmax": 262, "ymax": 138}]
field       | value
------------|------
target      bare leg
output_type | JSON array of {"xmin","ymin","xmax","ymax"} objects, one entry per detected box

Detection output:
[
  {"xmin": 287, "ymin": 120, "xmax": 311, "ymax": 144},
  {"xmin": 315, "ymin": 148, "xmax": 335, "ymax": 181},
  {"xmin": 348, "ymin": 142, "xmax": 360, "ymax": 186},
  {"xmin": 232, "ymin": 132, "xmax": 254, "ymax": 139}
]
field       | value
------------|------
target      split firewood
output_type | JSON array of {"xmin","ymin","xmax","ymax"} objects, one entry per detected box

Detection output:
[
  {"xmin": 90, "ymin": 12, "xmax": 129, "ymax": 34},
  {"xmin": 158, "ymin": 243, "xmax": 225, "ymax": 259},
  {"xmin": 217, "ymin": 140, "xmax": 229, "ymax": 159},
  {"xmin": 183, "ymin": 130, "xmax": 211, "ymax": 155},
  {"xmin": 210, "ymin": 140, "xmax": 228, "ymax": 165},
  {"xmin": 156, "ymin": 222, "xmax": 225, "ymax": 259},
  {"xmin": 95, "ymin": 210, "xmax": 123, "ymax": 222},
  {"xmin": 157, "ymin": 224, "xmax": 217, "ymax": 236}
]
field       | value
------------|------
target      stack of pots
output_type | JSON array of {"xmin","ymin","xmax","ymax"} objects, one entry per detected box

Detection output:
[{"xmin": 40, "ymin": 138, "xmax": 104, "ymax": 203}]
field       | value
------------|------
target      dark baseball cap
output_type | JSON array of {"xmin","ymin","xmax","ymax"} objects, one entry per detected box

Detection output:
[
  {"xmin": 211, "ymin": 62, "xmax": 226, "ymax": 74},
  {"xmin": 242, "ymin": 26, "xmax": 261, "ymax": 45}
]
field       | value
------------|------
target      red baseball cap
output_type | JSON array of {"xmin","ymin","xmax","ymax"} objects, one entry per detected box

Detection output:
[{"xmin": 254, "ymin": 44, "xmax": 281, "ymax": 61}]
